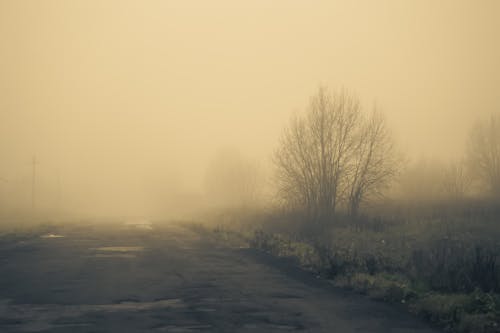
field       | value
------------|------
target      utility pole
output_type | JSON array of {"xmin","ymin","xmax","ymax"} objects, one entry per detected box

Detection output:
[{"xmin": 32, "ymin": 155, "xmax": 37, "ymax": 212}]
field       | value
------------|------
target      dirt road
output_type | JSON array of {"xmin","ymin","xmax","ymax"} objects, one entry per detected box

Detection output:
[{"xmin": 0, "ymin": 221, "xmax": 439, "ymax": 332}]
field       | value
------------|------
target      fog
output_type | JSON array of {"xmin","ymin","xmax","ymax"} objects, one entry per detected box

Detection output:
[{"xmin": 1, "ymin": 0, "xmax": 499, "ymax": 219}]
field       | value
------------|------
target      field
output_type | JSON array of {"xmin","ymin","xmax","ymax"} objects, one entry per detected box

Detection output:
[{"xmin": 205, "ymin": 201, "xmax": 500, "ymax": 333}]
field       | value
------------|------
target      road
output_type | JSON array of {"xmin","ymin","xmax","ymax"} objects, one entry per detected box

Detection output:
[{"xmin": 0, "ymin": 221, "xmax": 440, "ymax": 332}]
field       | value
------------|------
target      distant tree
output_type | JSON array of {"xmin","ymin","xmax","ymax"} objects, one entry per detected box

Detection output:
[
  {"xmin": 441, "ymin": 160, "xmax": 471, "ymax": 199},
  {"xmin": 346, "ymin": 111, "xmax": 399, "ymax": 218},
  {"xmin": 395, "ymin": 158, "xmax": 441, "ymax": 201},
  {"xmin": 466, "ymin": 114, "xmax": 500, "ymax": 197},
  {"xmin": 274, "ymin": 87, "xmax": 398, "ymax": 224},
  {"xmin": 204, "ymin": 149, "xmax": 262, "ymax": 208}
]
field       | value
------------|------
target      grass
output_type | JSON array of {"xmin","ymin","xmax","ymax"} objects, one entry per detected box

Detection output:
[
  {"xmin": 202, "ymin": 202, "xmax": 500, "ymax": 333},
  {"xmin": 411, "ymin": 291, "xmax": 500, "ymax": 332}
]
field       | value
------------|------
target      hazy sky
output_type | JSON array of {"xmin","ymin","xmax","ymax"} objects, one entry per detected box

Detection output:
[{"xmin": 1, "ymin": 0, "xmax": 499, "ymax": 215}]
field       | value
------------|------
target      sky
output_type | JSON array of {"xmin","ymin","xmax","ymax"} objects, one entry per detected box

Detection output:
[{"xmin": 0, "ymin": 0, "xmax": 499, "ymax": 217}]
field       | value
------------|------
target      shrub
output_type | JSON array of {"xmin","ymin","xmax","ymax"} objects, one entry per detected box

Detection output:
[
  {"xmin": 408, "ymin": 240, "xmax": 499, "ymax": 293},
  {"xmin": 411, "ymin": 291, "xmax": 500, "ymax": 332}
]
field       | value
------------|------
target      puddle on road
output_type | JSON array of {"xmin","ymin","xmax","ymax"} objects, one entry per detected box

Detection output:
[
  {"xmin": 40, "ymin": 234, "xmax": 64, "ymax": 239},
  {"xmin": 94, "ymin": 246, "xmax": 144, "ymax": 252},
  {"xmin": 93, "ymin": 253, "xmax": 138, "ymax": 258},
  {"xmin": 89, "ymin": 246, "xmax": 145, "ymax": 259}
]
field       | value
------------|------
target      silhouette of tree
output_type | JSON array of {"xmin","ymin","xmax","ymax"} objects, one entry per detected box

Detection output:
[
  {"xmin": 347, "ymin": 110, "xmax": 398, "ymax": 219},
  {"xmin": 467, "ymin": 114, "xmax": 500, "ymax": 197},
  {"xmin": 274, "ymin": 87, "xmax": 398, "ymax": 224}
]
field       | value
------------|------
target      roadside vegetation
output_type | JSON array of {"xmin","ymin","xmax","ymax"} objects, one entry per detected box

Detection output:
[
  {"xmin": 204, "ymin": 203, "xmax": 500, "ymax": 333},
  {"xmin": 201, "ymin": 87, "xmax": 500, "ymax": 333}
]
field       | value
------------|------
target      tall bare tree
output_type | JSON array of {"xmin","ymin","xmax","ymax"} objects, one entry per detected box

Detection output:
[
  {"xmin": 467, "ymin": 114, "xmax": 500, "ymax": 197},
  {"xmin": 275, "ymin": 87, "xmax": 399, "ymax": 224},
  {"xmin": 346, "ymin": 111, "xmax": 398, "ymax": 218}
]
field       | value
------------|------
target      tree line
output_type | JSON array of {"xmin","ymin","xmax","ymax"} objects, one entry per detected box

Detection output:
[{"xmin": 205, "ymin": 86, "xmax": 500, "ymax": 225}]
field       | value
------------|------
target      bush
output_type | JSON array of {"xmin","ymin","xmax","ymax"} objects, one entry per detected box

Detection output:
[
  {"xmin": 335, "ymin": 273, "xmax": 417, "ymax": 303},
  {"xmin": 408, "ymin": 241, "xmax": 499, "ymax": 293},
  {"xmin": 214, "ymin": 203, "xmax": 500, "ymax": 333},
  {"xmin": 411, "ymin": 290, "xmax": 500, "ymax": 332},
  {"xmin": 457, "ymin": 313, "xmax": 499, "ymax": 333}
]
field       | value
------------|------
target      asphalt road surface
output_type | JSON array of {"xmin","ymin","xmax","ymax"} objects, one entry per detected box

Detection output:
[{"xmin": 0, "ymin": 221, "xmax": 440, "ymax": 332}]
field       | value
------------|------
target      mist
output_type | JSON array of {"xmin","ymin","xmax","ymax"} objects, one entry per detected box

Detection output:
[
  {"xmin": 2, "ymin": 2, "xmax": 500, "ymax": 332},
  {"xmin": 1, "ymin": 0, "xmax": 499, "ymax": 220}
]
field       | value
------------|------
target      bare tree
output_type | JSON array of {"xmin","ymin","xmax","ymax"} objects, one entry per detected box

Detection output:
[
  {"xmin": 395, "ymin": 158, "xmax": 445, "ymax": 202},
  {"xmin": 275, "ymin": 87, "xmax": 398, "ymax": 224},
  {"xmin": 346, "ymin": 111, "xmax": 398, "ymax": 219},
  {"xmin": 205, "ymin": 149, "xmax": 262, "ymax": 209},
  {"xmin": 466, "ymin": 114, "xmax": 500, "ymax": 197},
  {"xmin": 441, "ymin": 160, "xmax": 471, "ymax": 199}
]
